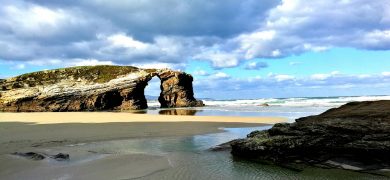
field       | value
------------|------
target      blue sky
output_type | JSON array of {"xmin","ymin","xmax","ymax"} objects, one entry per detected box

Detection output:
[{"xmin": 1, "ymin": 0, "xmax": 390, "ymax": 99}]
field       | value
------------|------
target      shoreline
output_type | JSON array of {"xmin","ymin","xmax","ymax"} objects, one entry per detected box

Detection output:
[{"xmin": 0, "ymin": 112, "xmax": 285, "ymax": 124}]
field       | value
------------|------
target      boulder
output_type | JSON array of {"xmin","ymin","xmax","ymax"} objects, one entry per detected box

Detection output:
[
  {"xmin": 231, "ymin": 100, "xmax": 390, "ymax": 170},
  {"xmin": 12, "ymin": 152, "xmax": 45, "ymax": 160},
  {"xmin": 51, "ymin": 153, "xmax": 70, "ymax": 161},
  {"xmin": 12, "ymin": 152, "xmax": 70, "ymax": 161}
]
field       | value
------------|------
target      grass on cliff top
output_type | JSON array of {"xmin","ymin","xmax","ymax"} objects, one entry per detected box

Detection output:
[{"xmin": 12, "ymin": 65, "xmax": 144, "ymax": 84}]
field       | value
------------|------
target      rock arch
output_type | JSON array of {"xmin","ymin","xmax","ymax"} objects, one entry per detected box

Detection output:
[{"xmin": 0, "ymin": 66, "xmax": 204, "ymax": 112}]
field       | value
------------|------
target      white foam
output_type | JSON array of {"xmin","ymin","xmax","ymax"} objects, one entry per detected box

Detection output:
[{"xmin": 202, "ymin": 95, "xmax": 390, "ymax": 107}]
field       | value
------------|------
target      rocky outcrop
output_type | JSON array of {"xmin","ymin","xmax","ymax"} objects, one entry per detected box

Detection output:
[
  {"xmin": 231, "ymin": 100, "xmax": 390, "ymax": 171},
  {"xmin": 12, "ymin": 152, "xmax": 70, "ymax": 161},
  {"xmin": 0, "ymin": 65, "xmax": 203, "ymax": 112},
  {"xmin": 158, "ymin": 70, "xmax": 204, "ymax": 108}
]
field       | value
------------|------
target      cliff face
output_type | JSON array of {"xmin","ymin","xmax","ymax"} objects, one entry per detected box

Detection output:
[
  {"xmin": 230, "ymin": 100, "xmax": 390, "ymax": 170},
  {"xmin": 158, "ymin": 70, "xmax": 204, "ymax": 108},
  {"xmin": 0, "ymin": 65, "xmax": 203, "ymax": 112}
]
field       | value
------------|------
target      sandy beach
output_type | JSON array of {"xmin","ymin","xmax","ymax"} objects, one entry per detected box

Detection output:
[
  {"xmin": 0, "ymin": 112, "xmax": 285, "ymax": 180},
  {"xmin": 0, "ymin": 112, "xmax": 284, "ymax": 153},
  {"xmin": 0, "ymin": 112, "xmax": 285, "ymax": 124}
]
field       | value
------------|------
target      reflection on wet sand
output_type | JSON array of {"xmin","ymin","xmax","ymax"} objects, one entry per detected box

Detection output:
[
  {"xmin": 159, "ymin": 109, "xmax": 201, "ymax": 116},
  {"xmin": 120, "ymin": 110, "xmax": 148, "ymax": 114}
]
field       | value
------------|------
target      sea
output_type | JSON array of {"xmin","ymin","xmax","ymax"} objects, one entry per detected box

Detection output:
[{"xmin": 146, "ymin": 95, "xmax": 390, "ymax": 122}]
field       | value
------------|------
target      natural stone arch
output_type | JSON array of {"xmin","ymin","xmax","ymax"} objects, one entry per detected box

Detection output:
[{"xmin": 0, "ymin": 66, "xmax": 204, "ymax": 112}]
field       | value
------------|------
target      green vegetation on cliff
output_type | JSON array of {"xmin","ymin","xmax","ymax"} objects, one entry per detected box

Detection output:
[{"xmin": 1, "ymin": 65, "xmax": 144, "ymax": 90}]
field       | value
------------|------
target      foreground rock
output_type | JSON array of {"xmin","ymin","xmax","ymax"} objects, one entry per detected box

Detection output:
[
  {"xmin": 12, "ymin": 152, "xmax": 70, "ymax": 161},
  {"xmin": 231, "ymin": 100, "xmax": 390, "ymax": 171},
  {"xmin": 0, "ymin": 65, "xmax": 203, "ymax": 111}
]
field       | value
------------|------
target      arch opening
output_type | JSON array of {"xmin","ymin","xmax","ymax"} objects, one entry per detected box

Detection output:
[{"xmin": 144, "ymin": 76, "xmax": 161, "ymax": 108}]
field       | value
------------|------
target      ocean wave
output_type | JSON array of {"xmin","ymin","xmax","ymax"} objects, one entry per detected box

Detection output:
[{"xmin": 201, "ymin": 95, "xmax": 390, "ymax": 107}]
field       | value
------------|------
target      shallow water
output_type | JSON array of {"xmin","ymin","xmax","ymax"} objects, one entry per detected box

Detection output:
[
  {"xmin": 18, "ymin": 126, "xmax": 388, "ymax": 180},
  {"xmin": 144, "ymin": 95, "xmax": 390, "ymax": 122},
  {"xmin": 137, "ymin": 106, "xmax": 329, "ymax": 123}
]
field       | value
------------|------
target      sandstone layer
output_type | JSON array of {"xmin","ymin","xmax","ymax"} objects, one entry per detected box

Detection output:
[
  {"xmin": 231, "ymin": 100, "xmax": 390, "ymax": 170},
  {"xmin": 0, "ymin": 65, "xmax": 203, "ymax": 111}
]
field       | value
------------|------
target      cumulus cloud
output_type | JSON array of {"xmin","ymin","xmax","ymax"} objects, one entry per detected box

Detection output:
[
  {"xmin": 194, "ymin": 71, "xmax": 390, "ymax": 98},
  {"xmin": 131, "ymin": 62, "xmax": 185, "ymax": 70},
  {"xmin": 245, "ymin": 62, "xmax": 268, "ymax": 70},
  {"xmin": 57, "ymin": 0, "xmax": 278, "ymax": 40},
  {"xmin": 235, "ymin": 0, "xmax": 389, "ymax": 58},
  {"xmin": 211, "ymin": 72, "xmax": 231, "ymax": 79},
  {"xmin": 310, "ymin": 71, "xmax": 340, "ymax": 81},
  {"xmin": 0, "ymin": 0, "xmax": 278, "ymax": 68},
  {"xmin": 0, "ymin": 0, "xmax": 389, "ymax": 69},
  {"xmin": 196, "ymin": 0, "xmax": 390, "ymax": 66},
  {"xmin": 193, "ymin": 70, "xmax": 209, "ymax": 76},
  {"xmin": 193, "ymin": 50, "xmax": 240, "ymax": 68},
  {"xmin": 66, "ymin": 59, "xmax": 115, "ymax": 67}
]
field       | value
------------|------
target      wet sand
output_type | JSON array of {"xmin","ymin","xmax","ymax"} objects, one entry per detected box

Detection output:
[
  {"xmin": 0, "ymin": 112, "xmax": 284, "ymax": 124},
  {"xmin": 0, "ymin": 112, "xmax": 284, "ymax": 180},
  {"xmin": 0, "ymin": 112, "xmax": 284, "ymax": 153}
]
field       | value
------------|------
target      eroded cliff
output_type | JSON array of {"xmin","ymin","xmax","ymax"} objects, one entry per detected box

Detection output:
[{"xmin": 0, "ymin": 65, "xmax": 203, "ymax": 111}]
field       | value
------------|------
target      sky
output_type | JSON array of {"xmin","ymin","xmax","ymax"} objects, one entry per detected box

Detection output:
[{"xmin": 0, "ymin": 0, "xmax": 390, "ymax": 99}]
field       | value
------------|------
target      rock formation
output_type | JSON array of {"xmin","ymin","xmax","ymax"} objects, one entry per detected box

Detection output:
[
  {"xmin": 0, "ymin": 65, "xmax": 203, "ymax": 112},
  {"xmin": 157, "ymin": 70, "xmax": 204, "ymax": 108},
  {"xmin": 12, "ymin": 152, "xmax": 70, "ymax": 161},
  {"xmin": 231, "ymin": 100, "xmax": 390, "ymax": 170}
]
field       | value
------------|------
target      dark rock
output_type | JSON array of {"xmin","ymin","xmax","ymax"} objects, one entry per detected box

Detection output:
[
  {"xmin": 12, "ymin": 152, "xmax": 45, "ymax": 160},
  {"xmin": 230, "ymin": 100, "xmax": 390, "ymax": 171},
  {"xmin": 210, "ymin": 139, "xmax": 241, "ymax": 151},
  {"xmin": 12, "ymin": 152, "xmax": 70, "ymax": 161},
  {"xmin": 258, "ymin": 103, "xmax": 269, "ymax": 107},
  {"xmin": 51, "ymin": 153, "xmax": 70, "ymax": 161}
]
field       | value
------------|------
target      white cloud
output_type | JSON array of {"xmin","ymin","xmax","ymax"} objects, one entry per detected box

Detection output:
[
  {"xmin": 382, "ymin": 72, "xmax": 390, "ymax": 77},
  {"xmin": 194, "ymin": 0, "xmax": 390, "ymax": 64},
  {"xmin": 107, "ymin": 33, "xmax": 148, "ymax": 49},
  {"xmin": 211, "ymin": 72, "xmax": 230, "ymax": 79},
  {"xmin": 194, "ymin": 71, "xmax": 390, "ymax": 98},
  {"xmin": 131, "ymin": 62, "xmax": 185, "ymax": 70},
  {"xmin": 67, "ymin": 59, "xmax": 115, "ymax": 67},
  {"xmin": 0, "ymin": 0, "xmax": 389, "ymax": 70},
  {"xmin": 311, "ymin": 74, "xmax": 330, "ymax": 81},
  {"xmin": 3, "ymin": 5, "xmax": 68, "ymax": 36},
  {"xmin": 193, "ymin": 70, "xmax": 209, "ymax": 76},
  {"xmin": 310, "ymin": 71, "xmax": 340, "ymax": 80},
  {"xmin": 274, "ymin": 74, "xmax": 295, "ymax": 82},
  {"xmin": 245, "ymin": 62, "xmax": 268, "ymax": 70},
  {"xmin": 194, "ymin": 50, "xmax": 239, "ymax": 68},
  {"xmin": 12, "ymin": 63, "xmax": 25, "ymax": 70}
]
